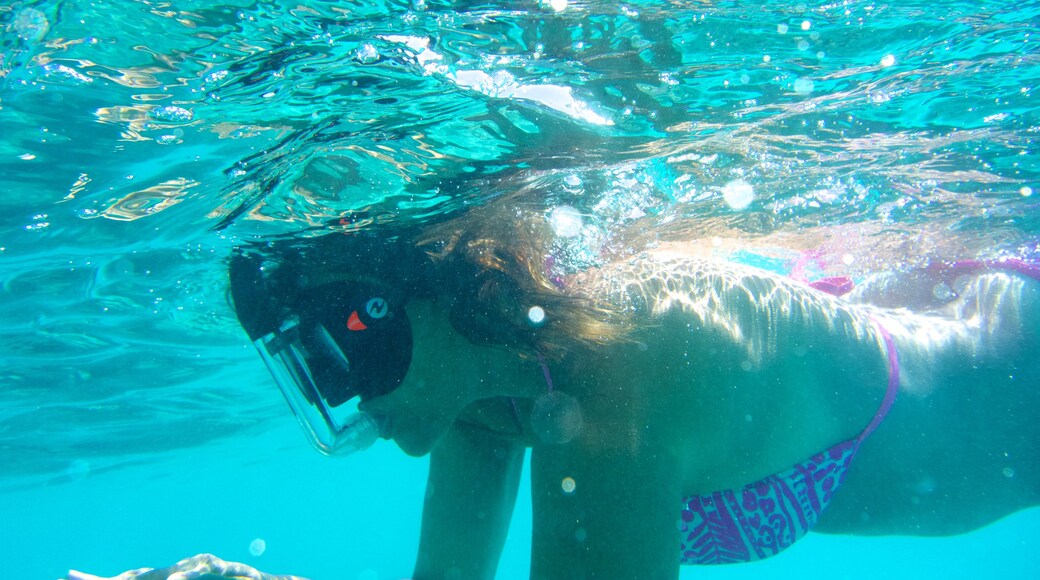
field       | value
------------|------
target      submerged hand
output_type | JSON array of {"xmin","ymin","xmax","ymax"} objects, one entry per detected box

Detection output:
[{"xmin": 65, "ymin": 553, "xmax": 310, "ymax": 580}]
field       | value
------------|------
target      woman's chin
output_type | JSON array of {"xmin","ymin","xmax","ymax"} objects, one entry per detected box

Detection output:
[{"xmin": 388, "ymin": 417, "xmax": 449, "ymax": 457}]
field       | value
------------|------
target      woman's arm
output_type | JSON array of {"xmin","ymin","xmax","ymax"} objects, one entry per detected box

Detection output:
[
  {"xmin": 530, "ymin": 440, "xmax": 683, "ymax": 580},
  {"xmin": 413, "ymin": 418, "xmax": 526, "ymax": 580},
  {"xmin": 527, "ymin": 354, "xmax": 686, "ymax": 580}
]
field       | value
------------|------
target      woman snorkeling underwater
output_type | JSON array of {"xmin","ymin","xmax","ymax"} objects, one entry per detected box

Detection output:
[{"xmin": 68, "ymin": 196, "xmax": 1040, "ymax": 580}]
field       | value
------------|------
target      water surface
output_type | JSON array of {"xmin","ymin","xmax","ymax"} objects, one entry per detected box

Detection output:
[{"xmin": 1, "ymin": 1, "xmax": 1037, "ymax": 578}]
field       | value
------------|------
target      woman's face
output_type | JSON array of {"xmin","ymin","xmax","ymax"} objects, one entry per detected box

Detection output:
[{"xmin": 358, "ymin": 296, "xmax": 543, "ymax": 456}]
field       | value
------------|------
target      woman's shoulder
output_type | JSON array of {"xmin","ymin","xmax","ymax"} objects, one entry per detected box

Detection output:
[
  {"xmin": 560, "ymin": 246, "xmax": 887, "ymax": 369},
  {"xmin": 567, "ymin": 246, "xmax": 858, "ymax": 321}
]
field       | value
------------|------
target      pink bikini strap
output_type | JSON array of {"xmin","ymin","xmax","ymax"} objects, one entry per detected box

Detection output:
[
  {"xmin": 536, "ymin": 351, "xmax": 555, "ymax": 393},
  {"xmin": 857, "ymin": 318, "xmax": 900, "ymax": 443}
]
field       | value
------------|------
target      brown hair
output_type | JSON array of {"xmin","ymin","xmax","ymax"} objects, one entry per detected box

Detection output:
[{"xmin": 416, "ymin": 197, "xmax": 631, "ymax": 359}]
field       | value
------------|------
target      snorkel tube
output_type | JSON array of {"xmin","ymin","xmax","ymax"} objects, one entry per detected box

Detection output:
[{"xmin": 228, "ymin": 235, "xmax": 418, "ymax": 456}]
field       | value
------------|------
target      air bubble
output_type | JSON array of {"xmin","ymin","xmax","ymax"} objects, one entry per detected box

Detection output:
[
  {"xmin": 870, "ymin": 92, "xmax": 891, "ymax": 104},
  {"xmin": 67, "ymin": 459, "xmax": 91, "ymax": 482},
  {"xmin": 531, "ymin": 392, "xmax": 584, "ymax": 444},
  {"xmin": 249, "ymin": 538, "xmax": 266, "ymax": 556},
  {"xmin": 932, "ymin": 282, "xmax": 956, "ymax": 301},
  {"xmin": 880, "ymin": 54, "xmax": 896, "ymax": 67},
  {"xmin": 356, "ymin": 43, "xmax": 380, "ymax": 64},
  {"xmin": 913, "ymin": 476, "xmax": 937, "ymax": 494},
  {"xmin": 722, "ymin": 179, "xmax": 754, "ymax": 210},
  {"xmin": 561, "ymin": 477, "xmax": 576, "ymax": 493},
  {"xmin": 13, "ymin": 8, "xmax": 49, "ymax": 42},
  {"xmin": 528, "ymin": 306, "xmax": 546, "ymax": 325},
  {"xmin": 1003, "ymin": 467, "xmax": 1015, "ymax": 478},
  {"xmin": 1020, "ymin": 186, "xmax": 1033, "ymax": 197},
  {"xmin": 794, "ymin": 78, "xmax": 814, "ymax": 95}
]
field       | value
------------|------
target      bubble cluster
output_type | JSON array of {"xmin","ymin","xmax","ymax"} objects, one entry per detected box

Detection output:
[
  {"xmin": 152, "ymin": 106, "xmax": 194, "ymax": 123},
  {"xmin": 549, "ymin": 205, "xmax": 584, "ymax": 237}
]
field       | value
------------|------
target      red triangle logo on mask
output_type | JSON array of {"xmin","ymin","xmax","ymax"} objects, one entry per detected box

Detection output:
[{"xmin": 347, "ymin": 311, "xmax": 368, "ymax": 331}]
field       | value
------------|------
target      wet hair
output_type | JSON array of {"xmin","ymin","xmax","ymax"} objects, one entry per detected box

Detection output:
[
  {"xmin": 228, "ymin": 229, "xmax": 436, "ymax": 342},
  {"xmin": 416, "ymin": 199, "xmax": 630, "ymax": 359},
  {"xmin": 228, "ymin": 201, "xmax": 631, "ymax": 360}
]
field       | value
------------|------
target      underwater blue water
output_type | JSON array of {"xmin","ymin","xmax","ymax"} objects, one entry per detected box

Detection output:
[{"xmin": 1, "ymin": 0, "xmax": 1039, "ymax": 578}]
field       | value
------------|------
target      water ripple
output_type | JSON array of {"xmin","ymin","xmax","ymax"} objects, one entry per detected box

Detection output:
[{"xmin": 2, "ymin": 0, "xmax": 1039, "ymax": 481}]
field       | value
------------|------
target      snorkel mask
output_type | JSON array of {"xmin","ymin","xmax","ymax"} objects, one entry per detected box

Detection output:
[{"xmin": 229, "ymin": 241, "xmax": 413, "ymax": 456}]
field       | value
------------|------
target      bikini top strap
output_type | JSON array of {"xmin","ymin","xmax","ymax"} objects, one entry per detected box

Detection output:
[{"xmin": 857, "ymin": 317, "xmax": 900, "ymax": 443}]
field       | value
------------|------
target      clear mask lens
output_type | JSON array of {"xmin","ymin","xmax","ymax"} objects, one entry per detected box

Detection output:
[{"xmin": 254, "ymin": 320, "xmax": 383, "ymax": 456}]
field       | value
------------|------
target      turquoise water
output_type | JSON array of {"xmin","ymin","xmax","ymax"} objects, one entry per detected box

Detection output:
[{"xmin": 1, "ymin": 1, "xmax": 1038, "ymax": 578}]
